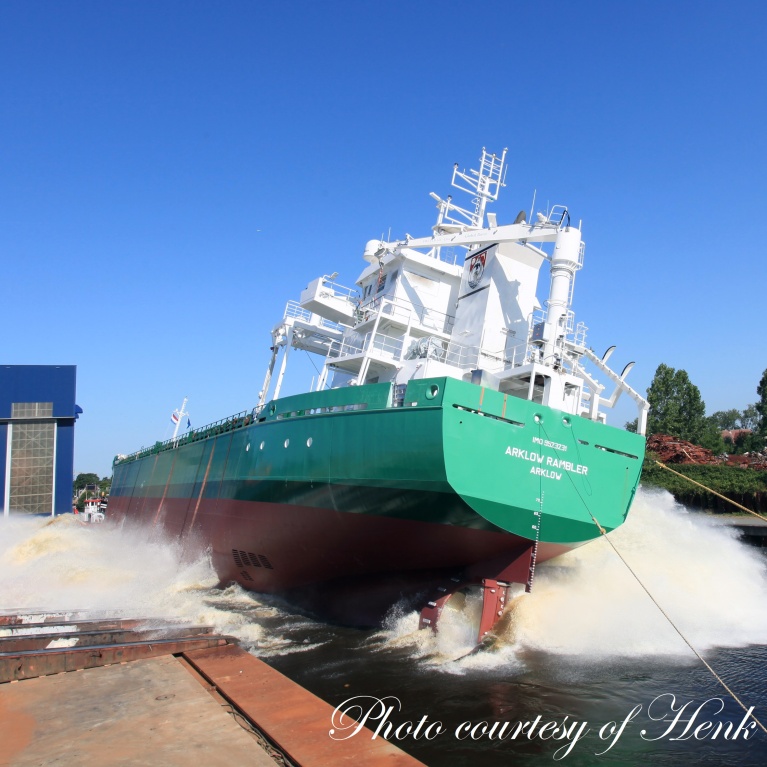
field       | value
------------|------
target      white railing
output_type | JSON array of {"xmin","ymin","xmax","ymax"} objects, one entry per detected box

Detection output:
[
  {"xmin": 328, "ymin": 321, "xmax": 580, "ymax": 381},
  {"xmin": 284, "ymin": 300, "xmax": 347, "ymax": 332},
  {"xmin": 405, "ymin": 335, "xmax": 544, "ymax": 374},
  {"xmin": 328, "ymin": 330, "xmax": 404, "ymax": 361},
  {"xmin": 328, "ymin": 333, "xmax": 365, "ymax": 358},
  {"xmin": 319, "ymin": 276, "xmax": 359, "ymax": 301},
  {"xmin": 356, "ymin": 294, "xmax": 455, "ymax": 335},
  {"xmin": 285, "ymin": 300, "xmax": 311, "ymax": 321},
  {"xmin": 565, "ymin": 312, "xmax": 588, "ymax": 348},
  {"xmin": 529, "ymin": 309, "xmax": 588, "ymax": 353},
  {"xmin": 364, "ymin": 331, "xmax": 403, "ymax": 359},
  {"xmin": 320, "ymin": 317, "xmax": 346, "ymax": 331}
]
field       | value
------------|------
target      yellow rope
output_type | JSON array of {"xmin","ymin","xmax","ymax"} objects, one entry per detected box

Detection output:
[
  {"xmin": 590, "ymin": 517, "xmax": 767, "ymax": 735},
  {"xmin": 541, "ymin": 424, "xmax": 767, "ymax": 734},
  {"xmin": 654, "ymin": 460, "xmax": 767, "ymax": 522}
]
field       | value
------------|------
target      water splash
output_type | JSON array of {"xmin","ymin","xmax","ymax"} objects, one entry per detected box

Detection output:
[
  {"xmin": 510, "ymin": 487, "xmax": 767, "ymax": 659},
  {"xmin": 370, "ymin": 487, "xmax": 767, "ymax": 670},
  {"xmin": 0, "ymin": 514, "xmax": 276, "ymax": 647},
  {"xmin": 2, "ymin": 488, "xmax": 766, "ymax": 670}
]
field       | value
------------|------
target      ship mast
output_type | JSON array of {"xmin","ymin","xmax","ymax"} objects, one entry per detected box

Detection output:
[
  {"xmin": 429, "ymin": 147, "xmax": 508, "ymax": 234},
  {"xmin": 171, "ymin": 397, "xmax": 189, "ymax": 440}
]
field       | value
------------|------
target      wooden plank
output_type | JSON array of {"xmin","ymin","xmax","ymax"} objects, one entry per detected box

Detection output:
[{"xmin": 184, "ymin": 643, "xmax": 426, "ymax": 767}]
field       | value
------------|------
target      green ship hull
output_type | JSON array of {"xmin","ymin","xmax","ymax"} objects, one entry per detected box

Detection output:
[{"xmin": 110, "ymin": 377, "xmax": 644, "ymax": 622}]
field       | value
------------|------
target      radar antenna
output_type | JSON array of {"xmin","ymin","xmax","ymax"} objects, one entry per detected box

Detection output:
[
  {"xmin": 451, "ymin": 147, "xmax": 507, "ymax": 227},
  {"xmin": 429, "ymin": 148, "xmax": 508, "ymax": 232}
]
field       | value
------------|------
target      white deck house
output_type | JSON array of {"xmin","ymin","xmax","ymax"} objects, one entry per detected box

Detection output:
[{"xmin": 260, "ymin": 149, "xmax": 648, "ymax": 434}]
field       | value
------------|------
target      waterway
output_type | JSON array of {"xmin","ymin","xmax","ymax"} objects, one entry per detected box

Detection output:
[{"xmin": 2, "ymin": 488, "xmax": 766, "ymax": 766}]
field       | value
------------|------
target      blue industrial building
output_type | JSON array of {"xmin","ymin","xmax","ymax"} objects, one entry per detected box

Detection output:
[{"xmin": 0, "ymin": 365, "xmax": 79, "ymax": 516}]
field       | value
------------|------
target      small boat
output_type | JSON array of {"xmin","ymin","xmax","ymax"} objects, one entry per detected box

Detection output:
[{"xmin": 81, "ymin": 497, "xmax": 106, "ymax": 523}]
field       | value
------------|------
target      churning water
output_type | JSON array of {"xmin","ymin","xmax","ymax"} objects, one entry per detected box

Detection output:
[{"xmin": 2, "ymin": 488, "xmax": 766, "ymax": 766}]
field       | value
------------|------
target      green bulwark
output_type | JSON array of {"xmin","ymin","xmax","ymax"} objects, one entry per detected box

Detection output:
[{"xmin": 113, "ymin": 377, "xmax": 645, "ymax": 546}]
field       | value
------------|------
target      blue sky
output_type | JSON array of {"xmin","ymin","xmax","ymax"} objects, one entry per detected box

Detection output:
[{"xmin": 2, "ymin": 0, "xmax": 766, "ymax": 477}]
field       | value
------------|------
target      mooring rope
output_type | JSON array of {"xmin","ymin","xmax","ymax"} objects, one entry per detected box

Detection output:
[
  {"xmin": 537, "ymin": 424, "xmax": 767, "ymax": 735},
  {"xmin": 653, "ymin": 460, "xmax": 767, "ymax": 523},
  {"xmin": 591, "ymin": 515, "xmax": 767, "ymax": 735}
]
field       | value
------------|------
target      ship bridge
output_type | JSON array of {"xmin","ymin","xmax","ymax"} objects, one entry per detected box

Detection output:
[{"xmin": 256, "ymin": 147, "xmax": 650, "ymax": 436}]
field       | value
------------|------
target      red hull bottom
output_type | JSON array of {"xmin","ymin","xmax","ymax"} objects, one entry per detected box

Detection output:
[{"xmin": 110, "ymin": 496, "xmax": 571, "ymax": 627}]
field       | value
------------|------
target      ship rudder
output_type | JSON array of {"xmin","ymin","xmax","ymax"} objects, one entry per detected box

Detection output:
[{"xmin": 417, "ymin": 544, "xmax": 536, "ymax": 644}]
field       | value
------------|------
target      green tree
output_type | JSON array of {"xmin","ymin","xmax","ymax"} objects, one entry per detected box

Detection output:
[
  {"xmin": 756, "ymin": 369, "xmax": 767, "ymax": 436},
  {"xmin": 740, "ymin": 404, "xmax": 760, "ymax": 431},
  {"xmin": 646, "ymin": 364, "xmax": 713, "ymax": 445},
  {"xmin": 73, "ymin": 472, "xmax": 99, "ymax": 497},
  {"xmin": 698, "ymin": 422, "xmax": 727, "ymax": 454},
  {"xmin": 735, "ymin": 430, "xmax": 762, "ymax": 454},
  {"xmin": 709, "ymin": 409, "xmax": 742, "ymax": 430},
  {"xmin": 748, "ymin": 368, "xmax": 767, "ymax": 450}
]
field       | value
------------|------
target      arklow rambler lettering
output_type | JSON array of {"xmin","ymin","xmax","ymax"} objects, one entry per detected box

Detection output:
[{"xmin": 505, "ymin": 446, "xmax": 589, "ymax": 482}]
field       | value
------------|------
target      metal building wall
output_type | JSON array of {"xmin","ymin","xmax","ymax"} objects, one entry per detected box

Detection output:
[
  {"xmin": 0, "ymin": 365, "xmax": 78, "ymax": 516},
  {"xmin": 0, "ymin": 423, "xmax": 7, "ymax": 508}
]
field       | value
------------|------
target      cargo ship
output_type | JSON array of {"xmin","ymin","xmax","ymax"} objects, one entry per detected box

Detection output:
[{"xmin": 110, "ymin": 148, "xmax": 649, "ymax": 640}]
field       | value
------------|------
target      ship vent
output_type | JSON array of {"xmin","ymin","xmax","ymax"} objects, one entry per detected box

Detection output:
[
  {"xmin": 239, "ymin": 569, "xmax": 254, "ymax": 582},
  {"xmin": 453, "ymin": 404, "xmax": 524, "ymax": 427},
  {"xmin": 232, "ymin": 549, "xmax": 274, "ymax": 570},
  {"xmin": 595, "ymin": 444, "xmax": 639, "ymax": 460}
]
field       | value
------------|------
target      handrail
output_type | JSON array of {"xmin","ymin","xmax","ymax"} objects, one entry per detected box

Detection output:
[
  {"xmin": 114, "ymin": 409, "xmax": 252, "ymax": 465},
  {"xmin": 320, "ymin": 276, "xmax": 359, "ymax": 300},
  {"xmin": 356, "ymin": 293, "xmax": 455, "ymax": 334},
  {"xmin": 284, "ymin": 300, "xmax": 348, "ymax": 332}
]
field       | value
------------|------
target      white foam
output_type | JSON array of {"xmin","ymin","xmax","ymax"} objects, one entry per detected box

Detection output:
[
  {"xmin": 513, "ymin": 487, "xmax": 767, "ymax": 658},
  {"xmin": 0, "ymin": 515, "xmax": 274, "ymax": 647},
  {"xmin": 3, "ymin": 487, "xmax": 765, "ymax": 670},
  {"xmin": 375, "ymin": 488, "xmax": 767, "ymax": 668}
]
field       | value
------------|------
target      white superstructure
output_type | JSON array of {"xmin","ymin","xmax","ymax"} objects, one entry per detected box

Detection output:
[{"xmin": 260, "ymin": 149, "xmax": 649, "ymax": 435}]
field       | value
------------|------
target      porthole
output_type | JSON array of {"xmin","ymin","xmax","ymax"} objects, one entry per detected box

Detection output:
[
  {"xmin": 259, "ymin": 441, "xmax": 265, "ymax": 450},
  {"xmin": 307, "ymin": 437, "xmax": 313, "ymax": 447},
  {"xmin": 246, "ymin": 442, "xmax": 251, "ymax": 451},
  {"xmin": 284, "ymin": 439, "xmax": 290, "ymax": 448}
]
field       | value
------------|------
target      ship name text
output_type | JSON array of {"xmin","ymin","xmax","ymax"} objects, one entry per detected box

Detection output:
[{"xmin": 505, "ymin": 446, "xmax": 589, "ymax": 480}]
